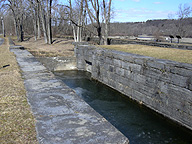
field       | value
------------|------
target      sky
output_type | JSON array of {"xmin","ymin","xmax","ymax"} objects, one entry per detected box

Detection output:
[
  {"xmin": 112, "ymin": 0, "xmax": 192, "ymax": 22},
  {"xmin": 59, "ymin": 0, "xmax": 192, "ymax": 22}
]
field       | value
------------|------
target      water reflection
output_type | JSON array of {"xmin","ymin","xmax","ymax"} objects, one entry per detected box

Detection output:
[{"xmin": 54, "ymin": 70, "xmax": 192, "ymax": 144}]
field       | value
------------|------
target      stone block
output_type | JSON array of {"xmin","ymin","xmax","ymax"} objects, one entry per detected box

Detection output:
[
  {"xmin": 121, "ymin": 55, "xmax": 135, "ymax": 63},
  {"xmin": 131, "ymin": 89, "xmax": 146, "ymax": 103},
  {"xmin": 121, "ymin": 61, "xmax": 130, "ymax": 70},
  {"xmin": 129, "ymin": 63, "xmax": 142, "ymax": 73},
  {"xmin": 123, "ymin": 86, "xmax": 133, "ymax": 97},
  {"xmin": 132, "ymin": 73, "xmax": 146, "ymax": 84},
  {"xmin": 103, "ymin": 76, "xmax": 109, "ymax": 84},
  {"xmin": 158, "ymin": 81, "xmax": 169, "ymax": 94},
  {"xmin": 108, "ymin": 79, "xmax": 116, "ymax": 89},
  {"xmin": 134, "ymin": 58, "xmax": 146, "ymax": 65},
  {"xmin": 170, "ymin": 74, "xmax": 189, "ymax": 88},
  {"xmin": 169, "ymin": 66, "xmax": 192, "ymax": 77},
  {"xmin": 115, "ymin": 67, "xmax": 125, "ymax": 77},
  {"xmin": 124, "ymin": 69, "xmax": 132, "ymax": 79},
  {"xmin": 118, "ymin": 76, "xmax": 130, "ymax": 86},
  {"xmin": 122, "ymin": 62, "xmax": 142, "ymax": 73},
  {"xmin": 116, "ymin": 82, "xmax": 125, "ymax": 92},
  {"xmin": 114, "ymin": 59, "xmax": 122, "ymax": 67},
  {"xmin": 77, "ymin": 49, "xmax": 84, "ymax": 55},
  {"xmin": 113, "ymin": 52, "xmax": 125, "ymax": 60},
  {"xmin": 108, "ymin": 65, "xmax": 114, "ymax": 73},
  {"xmin": 147, "ymin": 60, "xmax": 165, "ymax": 70},
  {"xmin": 143, "ymin": 96, "xmax": 154, "ymax": 107},
  {"xmin": 168, "ymin": 84, "xmax": 192, "ymax": 103},
  {"xmin": 189, "ymin": 84, "xmax": 192, "ymax": 91},
  {"xmin": 106, "ymin": 57, "xmax": 113, "ymax": 65}
]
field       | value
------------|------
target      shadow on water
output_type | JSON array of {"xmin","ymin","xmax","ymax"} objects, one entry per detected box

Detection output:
[{"xmin": 54, "ymin": 70, "xmax": 192, "ymax": 144}]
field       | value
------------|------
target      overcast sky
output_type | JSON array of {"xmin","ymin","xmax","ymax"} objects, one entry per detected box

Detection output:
[{"xmin": 112, "ymin": 0, "xmax": 192, "ymax": 22}]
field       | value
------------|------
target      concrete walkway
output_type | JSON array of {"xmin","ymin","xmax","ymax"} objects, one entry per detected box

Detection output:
[{"xmin": 10, "ymin": 48, "xmax": 129, "ymax": 144}]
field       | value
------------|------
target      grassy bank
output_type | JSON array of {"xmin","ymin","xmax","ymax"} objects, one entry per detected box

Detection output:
[
  {"xmin": 14, "ymin": 36, "xmax": 192, "ymax": 64},
  {"xmin": 101, "ymin": 44, "xmax": 192, "ymax": 64},
  {"xmin": 0, "ymin": 38, "xmax": 37, "ymax": 143},
  {"xmin": 17, "ymin": 37, "xmax": 75, "ymax": 57}
]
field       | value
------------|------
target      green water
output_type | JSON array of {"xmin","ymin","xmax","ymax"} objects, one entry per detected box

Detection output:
[{"xmin": 54, "ymin": 70, "xmax": 192, "ymax": 144}]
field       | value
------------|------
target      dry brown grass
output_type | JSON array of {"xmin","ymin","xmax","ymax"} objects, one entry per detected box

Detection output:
[
  {"xmin": 16, "ymin": 36, "xmax": 192, "ymax": 64},
  {"xmin": 0, "ymin": 38, "xmax": 38, "ymax": 143},
  {"xmin": 17, "ymin": 37, "xmax": 75, "ymax": 57},
  {"xmin": 101, "ymin": 44, "xmax": 192, "ymax": 64}
]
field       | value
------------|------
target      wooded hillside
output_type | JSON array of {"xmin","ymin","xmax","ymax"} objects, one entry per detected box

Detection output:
[{"xmin": 109, "ymin": 18, "xmax": 192, "ymax": 38}]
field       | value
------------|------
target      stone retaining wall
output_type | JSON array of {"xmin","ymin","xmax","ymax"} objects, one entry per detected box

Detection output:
[{"xmin": 75, "ymin": 44, "xmax": 192, "ymax": 130}]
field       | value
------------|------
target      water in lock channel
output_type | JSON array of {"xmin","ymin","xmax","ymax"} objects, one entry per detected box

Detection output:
[{"xmin": 54, "ymin": 70, "xmax": 192, "ymax": 144}]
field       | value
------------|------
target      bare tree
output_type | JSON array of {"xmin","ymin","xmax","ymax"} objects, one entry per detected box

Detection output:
[
  {"xmin": 102, "ymin": 0, "xmax": 112, "ymax": 45},
  {"xmin": 176, "ymin": 4, "xmax": 191, "ymax": 37},
  {"xmin": 76, "ymin": 0, "xmax": 84, "ymax": 42},
  {"xmin": 67, "ymin": 0, "xmax": 86, "ymax": 42},
  {"xmin": 35, "ymin": 0, "xmax": 54, "ymax": 44},
  {"xmin": 85, "ymin": 0, "xmax": 102, "ymax": 44},
  {"xmin": 28, "ymin": 0, "xmax": 38, "ymax": 40},
  {"xmin": 1, "ymin": 0, "xmax": 25, "ymax": 41},
  {"xmin": 36, "ymin": 0, "xmax": 48, "ymax": 43},
  {"xmin": 55, "ymin": 4, "xmax": 72, "ymax": 36},
  {"xmin": 68, "ymin": 0, "xmax": 77, "ymax": 41},
  {"xmin": 84, "ymin": 0, "xmax": 112, "ymax": 45}
]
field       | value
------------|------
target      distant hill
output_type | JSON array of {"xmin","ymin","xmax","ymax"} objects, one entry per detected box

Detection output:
[{"xmin": 109, "ymin": 18, "xmax": 192, "ymax": 38}]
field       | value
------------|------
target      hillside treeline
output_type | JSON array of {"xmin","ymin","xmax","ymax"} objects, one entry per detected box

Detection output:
[{"xmin": 109, "ymin": 18, "xmax": 192, "ymax": 38}]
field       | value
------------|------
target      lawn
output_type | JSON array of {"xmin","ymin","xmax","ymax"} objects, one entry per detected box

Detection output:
[
  {"xmin": 101, "ymin": 44, "xmax": 192, "ymax": 64},
  {"xmin": 0, "ymin": 37, "xmax": 37, "ymax": 143}
]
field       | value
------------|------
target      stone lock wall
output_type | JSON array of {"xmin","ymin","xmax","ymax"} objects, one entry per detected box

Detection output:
[{"xmin": 75, "ymin": 44, "xmax": 192, "ymax": 130}]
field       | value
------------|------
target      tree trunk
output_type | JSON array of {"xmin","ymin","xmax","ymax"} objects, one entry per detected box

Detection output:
[
  {"xmin": 104, "ymin": 22, "xmax": 108, "ymax": 45},
  {"xmin": 33, "ymin": 18, "xmax": 37, "ymax": 41},
  {"xmin": 1, "ymin": 17, "xmax": 5, "ymax": 37},
  {"xmin": 97, "ymin": 26, "xmax": 102, "ymax": 45},
  {"xmin": 15, "ymin": 18, "xmax": 23, "ymax": 42},
  {"xmin": 79, "ymin": 18, "xmax": 82, "ymax": 42},
  {"xmin": 77, "ymin": 17, "xmax": 81, "ymax": 42},
  {"xmin": 47, "ymin": 0, "xmax": 52, "ymax": 44},
  {"xmin": 72, "ymin": 24, "xmax": 77, "ymax": 42},
  {"xmin": 69, "ymin": 0, "xmax": 76, "ymax": 42},
  {"xmin": 39, "ymin": 1, "xmax": 48, "ymax": 44},
  {"xmin": 103, "ymin": 0, "xmax": 112, "ymax": 45},
  {"xmin": 20, "ymin": 24, "xmax": 24, "ymax": 42},
  {"xmin": 14, "ymin": 18, "xmax": 19, "ymax": 41},
  {"xmin": 30, "ymin": 1, "xmax": 37, "ymax": 41},
  {"xmin": 37, "ymin": 3, "xmax": 41, "ymax": 39}
]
